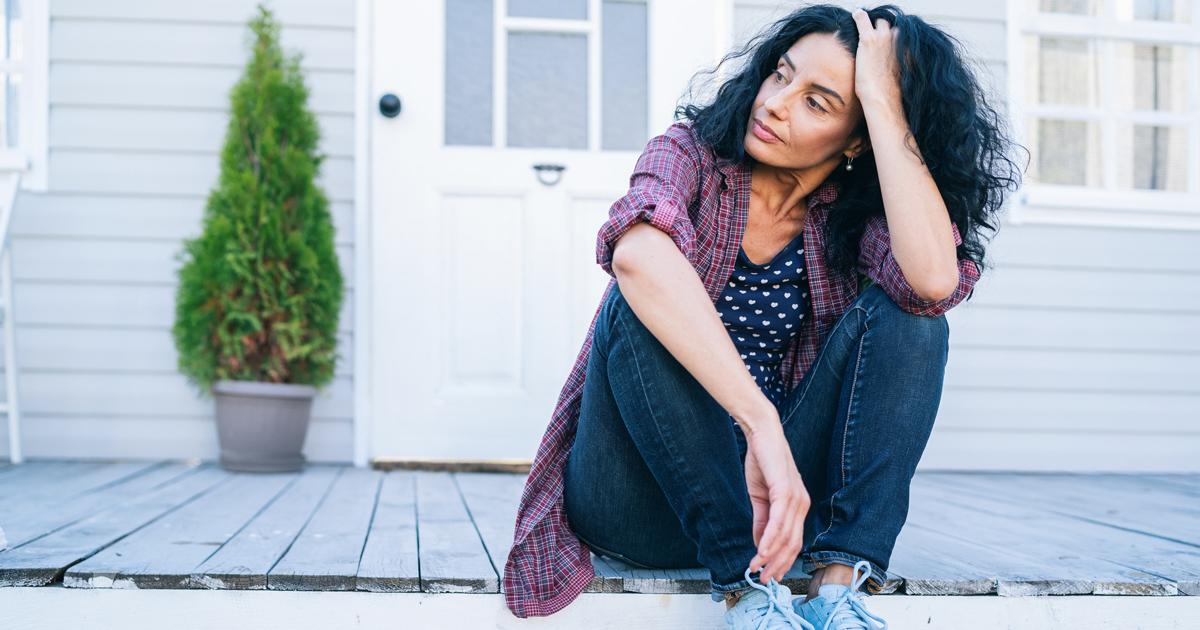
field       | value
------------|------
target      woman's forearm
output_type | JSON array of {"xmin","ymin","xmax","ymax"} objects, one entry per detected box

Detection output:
[
  {"xmin": 861, "ymin": 97, "xmax": 960, "ymax": 301},
  {"xmin": 611, "ymin": 222, "xmax": 778, "ymax": 435}
]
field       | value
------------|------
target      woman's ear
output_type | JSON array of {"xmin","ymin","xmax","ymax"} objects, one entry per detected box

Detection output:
[{"xmin": 845, "ymin": 134, "xmax": 871, "ymax": 160}]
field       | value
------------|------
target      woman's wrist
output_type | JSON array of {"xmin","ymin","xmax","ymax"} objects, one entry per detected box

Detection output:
[{"xmin": 731, "ymin": 396, "xmax": 782, "ymax": 439}]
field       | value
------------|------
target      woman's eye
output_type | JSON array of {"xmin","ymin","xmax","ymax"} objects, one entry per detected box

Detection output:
[
  {"xmin": 807, "ymin": 97, "xmax": 826, "ymax": 113},
  {"xmin": 773, "ymin": 70, "xmax": 786, "ymax": 83}
]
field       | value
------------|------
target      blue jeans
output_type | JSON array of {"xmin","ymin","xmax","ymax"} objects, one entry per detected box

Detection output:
[{"xmin": 562, "ymin": 282, "xmax": 948, "ymax": 602}]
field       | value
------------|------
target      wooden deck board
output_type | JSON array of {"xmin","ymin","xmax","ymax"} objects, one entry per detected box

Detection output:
[
  {"xmin": 415, "ymin": 471, "xmax": 498, "ymax": 593},
  {"xmin": 914, "ymin": 476, "xmax": 1200, "ymax": 595},
  {"xmin": 1, "ymin": 463, "xmax": 199, "ymax": 550},
  {"xmin": 194, "ymin": 465, "xmax": 341, "ymax": 590},
  {"xmin": 268, "ymin": 467, "xmax": 382, "ymax": 591},
  {"xmin": 452, "ymin": 472, "xmax": 525, "ymax": 590},
  {"xmin": 907, "ymin": 483, "xmax": 1175, "ymax": 595},
  {"xmin": 63, "ymin": 470, "xmax": 298, "ymax": 589},
  {"xmin": 9, "ymin": 465, "xmax": 230, "ymax": 588},
  {"xmin": 356, "ymin": 470, "xmax": 420, "ymax": 593},
  {"xmin": 2, "ymin": 465, "xmax": 1198, "ymax": 597}
]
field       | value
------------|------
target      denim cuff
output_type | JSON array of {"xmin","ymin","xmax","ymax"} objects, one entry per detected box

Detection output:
[
  {"xmin": 801, "ymin": 551, "xmax": 888, "ymax": 594},
  {"xmin": 709, "ymin": 571, "xmax": 760, "ymax": 603}
]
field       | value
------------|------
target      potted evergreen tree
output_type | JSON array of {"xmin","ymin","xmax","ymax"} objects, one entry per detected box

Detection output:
[{"xmin": 172, "ymin": 6, "xmax": 344, "ymax": 473}]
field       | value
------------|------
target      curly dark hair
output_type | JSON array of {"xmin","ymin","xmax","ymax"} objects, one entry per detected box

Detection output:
[{"xmin": 677, "ymin": 4, "xmax": 1024, "ymax": 275}]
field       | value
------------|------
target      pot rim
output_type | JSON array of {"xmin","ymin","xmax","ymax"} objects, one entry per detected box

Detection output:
[{"xmin": 213, "ymin": 379, "xmax": 319, "ymax": 399}]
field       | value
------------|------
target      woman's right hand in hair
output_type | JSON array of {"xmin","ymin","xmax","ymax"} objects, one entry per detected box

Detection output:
[{"xmin": 742, "ymin": 413, "xmax": 811, "ymax": 584}]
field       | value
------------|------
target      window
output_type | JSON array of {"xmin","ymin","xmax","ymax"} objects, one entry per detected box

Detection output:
[
  {"xmin": 443, "ymin": 0, "xmax": 649, "ymax": 151},
  {"xmin": 0, "ymin": 0, "xmax": 46, "ymax": 190},
  {"xmin": 1009, "ymin": 0, "xmax": 1200, "ymax": 228}
]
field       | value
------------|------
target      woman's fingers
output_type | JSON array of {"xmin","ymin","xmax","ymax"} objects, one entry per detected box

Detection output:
[{"xmin": 851, "ymin": 8, "xmax": 872, "ymax": 35}]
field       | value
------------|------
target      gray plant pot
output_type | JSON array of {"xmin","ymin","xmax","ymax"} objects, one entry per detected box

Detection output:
[{"xmin": 212, "ymin": 380, "xmax": 318, "ymax": 473}]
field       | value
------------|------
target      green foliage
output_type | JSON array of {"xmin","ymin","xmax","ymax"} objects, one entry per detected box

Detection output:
[{"xmin": 173, "ymin": 6, "xmax": 344, "ymax": 391}]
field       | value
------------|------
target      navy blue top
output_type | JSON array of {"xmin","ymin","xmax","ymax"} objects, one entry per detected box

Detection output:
[{"xmin": 714, "ymin": 230, "xmax": 812, "ymax": 410}]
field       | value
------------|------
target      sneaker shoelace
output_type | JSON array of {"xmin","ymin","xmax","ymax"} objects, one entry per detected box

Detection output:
[
  {"xmin": 739, "ymin": 566, "xmax": 815, "ymax": 630},
  {"xmin": 816, "ymin": 561, "xmax": 888, "ymax": 630}
]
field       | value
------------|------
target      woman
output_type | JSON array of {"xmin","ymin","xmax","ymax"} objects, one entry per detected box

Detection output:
[{"xmin": 504, "ymin": 5, "xmax": 1021, "ymax": 629}]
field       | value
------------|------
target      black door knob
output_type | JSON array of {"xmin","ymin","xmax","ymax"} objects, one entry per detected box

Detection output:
[{"xmin": 379, "ymin": 94, "xmax": 401, "ymax": 118}]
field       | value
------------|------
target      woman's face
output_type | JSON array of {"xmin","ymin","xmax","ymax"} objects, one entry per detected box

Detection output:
[{"xmin": 744, "ymin": 33, "xmax": 866, "ymax": 171}]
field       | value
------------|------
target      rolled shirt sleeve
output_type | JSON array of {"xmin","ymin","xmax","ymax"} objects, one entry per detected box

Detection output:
[
  {"xmin": 858, "ymin": 216, "xmax": 981, "ymax": 317},
  {"xmin": 596, "ymin": 124, "xmax": 702, "ymax": 278}
]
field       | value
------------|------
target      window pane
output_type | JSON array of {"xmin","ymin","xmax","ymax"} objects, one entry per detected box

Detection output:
[
  {"xmin": 1025, "ymin": 36, "xmax": 1101, "ymax": 106},
  {"xmin": 1034, "ymin": 0, "xmax": 1102, "ymax": 15},
  {"xmin": 507, "ymin": 32, "xmax": 588, "ymax": 148},
  {"xmin": 1117, "ymin": 124, "xmax": 1187, "ymax": 190},
  {"xmin": 445, "ymin": 0, "xmax": 494, "ymax": 146},
  {"xmin": 1028, "ymin": 118, "xmax": 1103, "ymax": 186},
  {"xmin": 508, "ymin": 0, "xmax": 587, "ymax": 19},
  {"xmin": 1115, "ymin": 43, "xmax": 1190, "ymax": 112},
  {"xmin": 1114, "ymin": 0, "xmax": 1191, "ymax": 22},
  {"xmin": 4, "ymin": 0, "xmax": 21, "ymax": 61},
  {"xmin": 602, "ymin": 1, "xmax": 648, "ymax": 151}
]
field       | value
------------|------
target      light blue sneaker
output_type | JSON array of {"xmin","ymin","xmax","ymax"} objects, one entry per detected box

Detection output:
[
  {"xmin": 793, "ymin": 561, "xmax": 888, "ymax": 630},
  {"xmin": 725, "ymin": 567, "xmax": 815, "ymax": 630}
]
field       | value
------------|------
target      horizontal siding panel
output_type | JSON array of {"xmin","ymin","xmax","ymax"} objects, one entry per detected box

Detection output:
[
  {"xmin": 51, "ymin": 20, "xmax": 355, "ymax": 71},
  {"xmin": 15, "ymin": 327, "xmax": 353, "ymax": 377},
  {"xmin": 17, "ymin": 372, "xmax": 353, "ymax": 420},
  {"xmin": 48, "ymin": 151, "xmax": 353, "ymax": 201},
  {"xmin": 11, "ymin": 194, "xmax": 354, "ymax": 245},
  {"xmin": 989, "ymin": 224, "xmax": 1200, "ymax": 272},
  {"xmin": 889, "ymin": 0, "xmax": 1006, "ymax": 21},
  {"xmin": 972, "ymin": 265, "xmax": 1200, "ymax": 312},
  {"xmin": 921, "ymin": 18, "xmax": 1005, "ymax": 62},
  {"xmin": 944, "ymin": 347, "xmax": 1200, "ymax": 393},
  {"xmin": 11, "ymin": 238, "xmax": 355, "ymax": 288},
  {"xmin": 921, "ymin": 429, "xmax": 1200, "ymax": 472},
  {"xmin": 946, "ymin": 304, "xmax": 1200, "ymax": 352},
  {"xmin": 50, "ymin": 107, "xmax": 354, "ymax": 158},
  {"xmin": 14, "ymin": 283, "xmax": 354, "ymax": 333},
  {"xmin": 50, "ymin": 63, "xmax": 354, "ymax": 114},
  {"xmin": 937, "ymin": 389, "xmax": 1200, "ymax": 433},
  {"xmin": 0, "ymin": 416, "xmax": 352, "ymax": 462},
  {"xmin": 51, "ymin": 0, "xmax": 357, "ymax": 29}
]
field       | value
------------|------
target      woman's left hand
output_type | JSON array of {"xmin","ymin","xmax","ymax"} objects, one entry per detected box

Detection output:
[{"xmin": 850, "ymin": 8, "xmax": 902, "ymax": 111}]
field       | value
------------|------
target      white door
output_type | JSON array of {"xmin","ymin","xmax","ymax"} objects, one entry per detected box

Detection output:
[{"xmin": 371, "ymin": 0, "xmax": 723, "ymax": 460}]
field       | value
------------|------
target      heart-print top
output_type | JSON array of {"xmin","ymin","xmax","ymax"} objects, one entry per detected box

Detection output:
[{"xmin": 715, "ymin": 229, "xmax": 811, "ymax": 410}]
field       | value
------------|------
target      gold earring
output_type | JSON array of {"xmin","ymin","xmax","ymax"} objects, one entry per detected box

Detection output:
[{"xmin": 845, "ymin": 156, "xmax": 855, "ymax": 171}]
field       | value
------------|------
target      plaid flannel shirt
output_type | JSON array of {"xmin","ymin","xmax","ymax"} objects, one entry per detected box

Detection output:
[{"xmin": 503, "ymin": 121, "xmax": 980, "ymax": 618}]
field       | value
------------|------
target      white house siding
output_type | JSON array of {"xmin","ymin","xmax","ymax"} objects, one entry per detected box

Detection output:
[
  {"xmin": 0, "ymin": 0, "xmax": 358, "ymax": 462},
  {"xmin": 738, "ymin": 0, "xmax": 1200, "ymax": 473}
]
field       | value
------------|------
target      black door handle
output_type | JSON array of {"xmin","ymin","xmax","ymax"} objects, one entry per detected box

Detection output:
[{"xmin": 379, "ymin": 94, "xmax": 401, "ymax": 118}]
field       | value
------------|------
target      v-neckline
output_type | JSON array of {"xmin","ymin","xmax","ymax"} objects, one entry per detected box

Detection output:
[{"xmin": 739, "ymin": 230, "xmax": 804, "ymax": 268}]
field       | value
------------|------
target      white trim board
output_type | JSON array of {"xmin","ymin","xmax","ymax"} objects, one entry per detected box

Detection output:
[{"xmin": 2, "ymin": 589, "xmax": 1199, "ymax": 630}]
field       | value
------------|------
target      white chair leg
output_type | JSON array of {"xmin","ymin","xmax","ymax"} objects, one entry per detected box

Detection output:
[{"xmin": 2, "ymin": 245, "xmax": 20, "ymax": 464}]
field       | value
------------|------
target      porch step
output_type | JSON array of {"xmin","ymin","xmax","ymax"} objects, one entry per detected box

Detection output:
[{"xmin": 2, "ymin": 587, "xmax": 1199, "ymax": 630}]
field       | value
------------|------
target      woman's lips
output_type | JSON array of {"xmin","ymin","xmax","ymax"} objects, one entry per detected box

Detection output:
[{"xmin": 753, "ymin": 119, "xmax": 781, "ymax": 143}]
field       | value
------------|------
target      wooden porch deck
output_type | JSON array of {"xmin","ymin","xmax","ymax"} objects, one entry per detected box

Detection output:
[{"xmin": 1, "ymin": 460, "xmax": 1198, "ymax": 598}]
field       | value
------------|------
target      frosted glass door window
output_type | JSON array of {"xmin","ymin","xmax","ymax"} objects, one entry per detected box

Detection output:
[
  {"xmin": 445, "ymin": 0, "xmax": 648, "ymax": 150},
  {"xmin": 507, "ymin": 32, "xmax": 588, "ymax": 148},
  {"xmin": 601, "ymin": 1, "xmax": 648, "ymax": 150},
  {"xmin": 2, "ymin": 0, "xmax": 18, "ymax": 147},
  {"xmin": 444, "ymin": 0, "xmax": 493, "ymax": 146},
  {"xmin": 508, "ymin": 0, "xmax": 587, "ymax": 19}
]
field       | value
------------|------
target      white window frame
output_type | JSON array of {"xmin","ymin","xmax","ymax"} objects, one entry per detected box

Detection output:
[
  {"xmin": 0, "ymin": 0, "xmax": 47, "ymax": 191},
  {"xmin": 1007, "ymin": 0, "xmax": 1200, "ymax": 230}
]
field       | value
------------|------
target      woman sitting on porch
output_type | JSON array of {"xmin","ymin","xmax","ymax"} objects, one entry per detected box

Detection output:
[{"xmin": 505, "ymin": 4, "xmax": 1021, "ymax": 629}]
